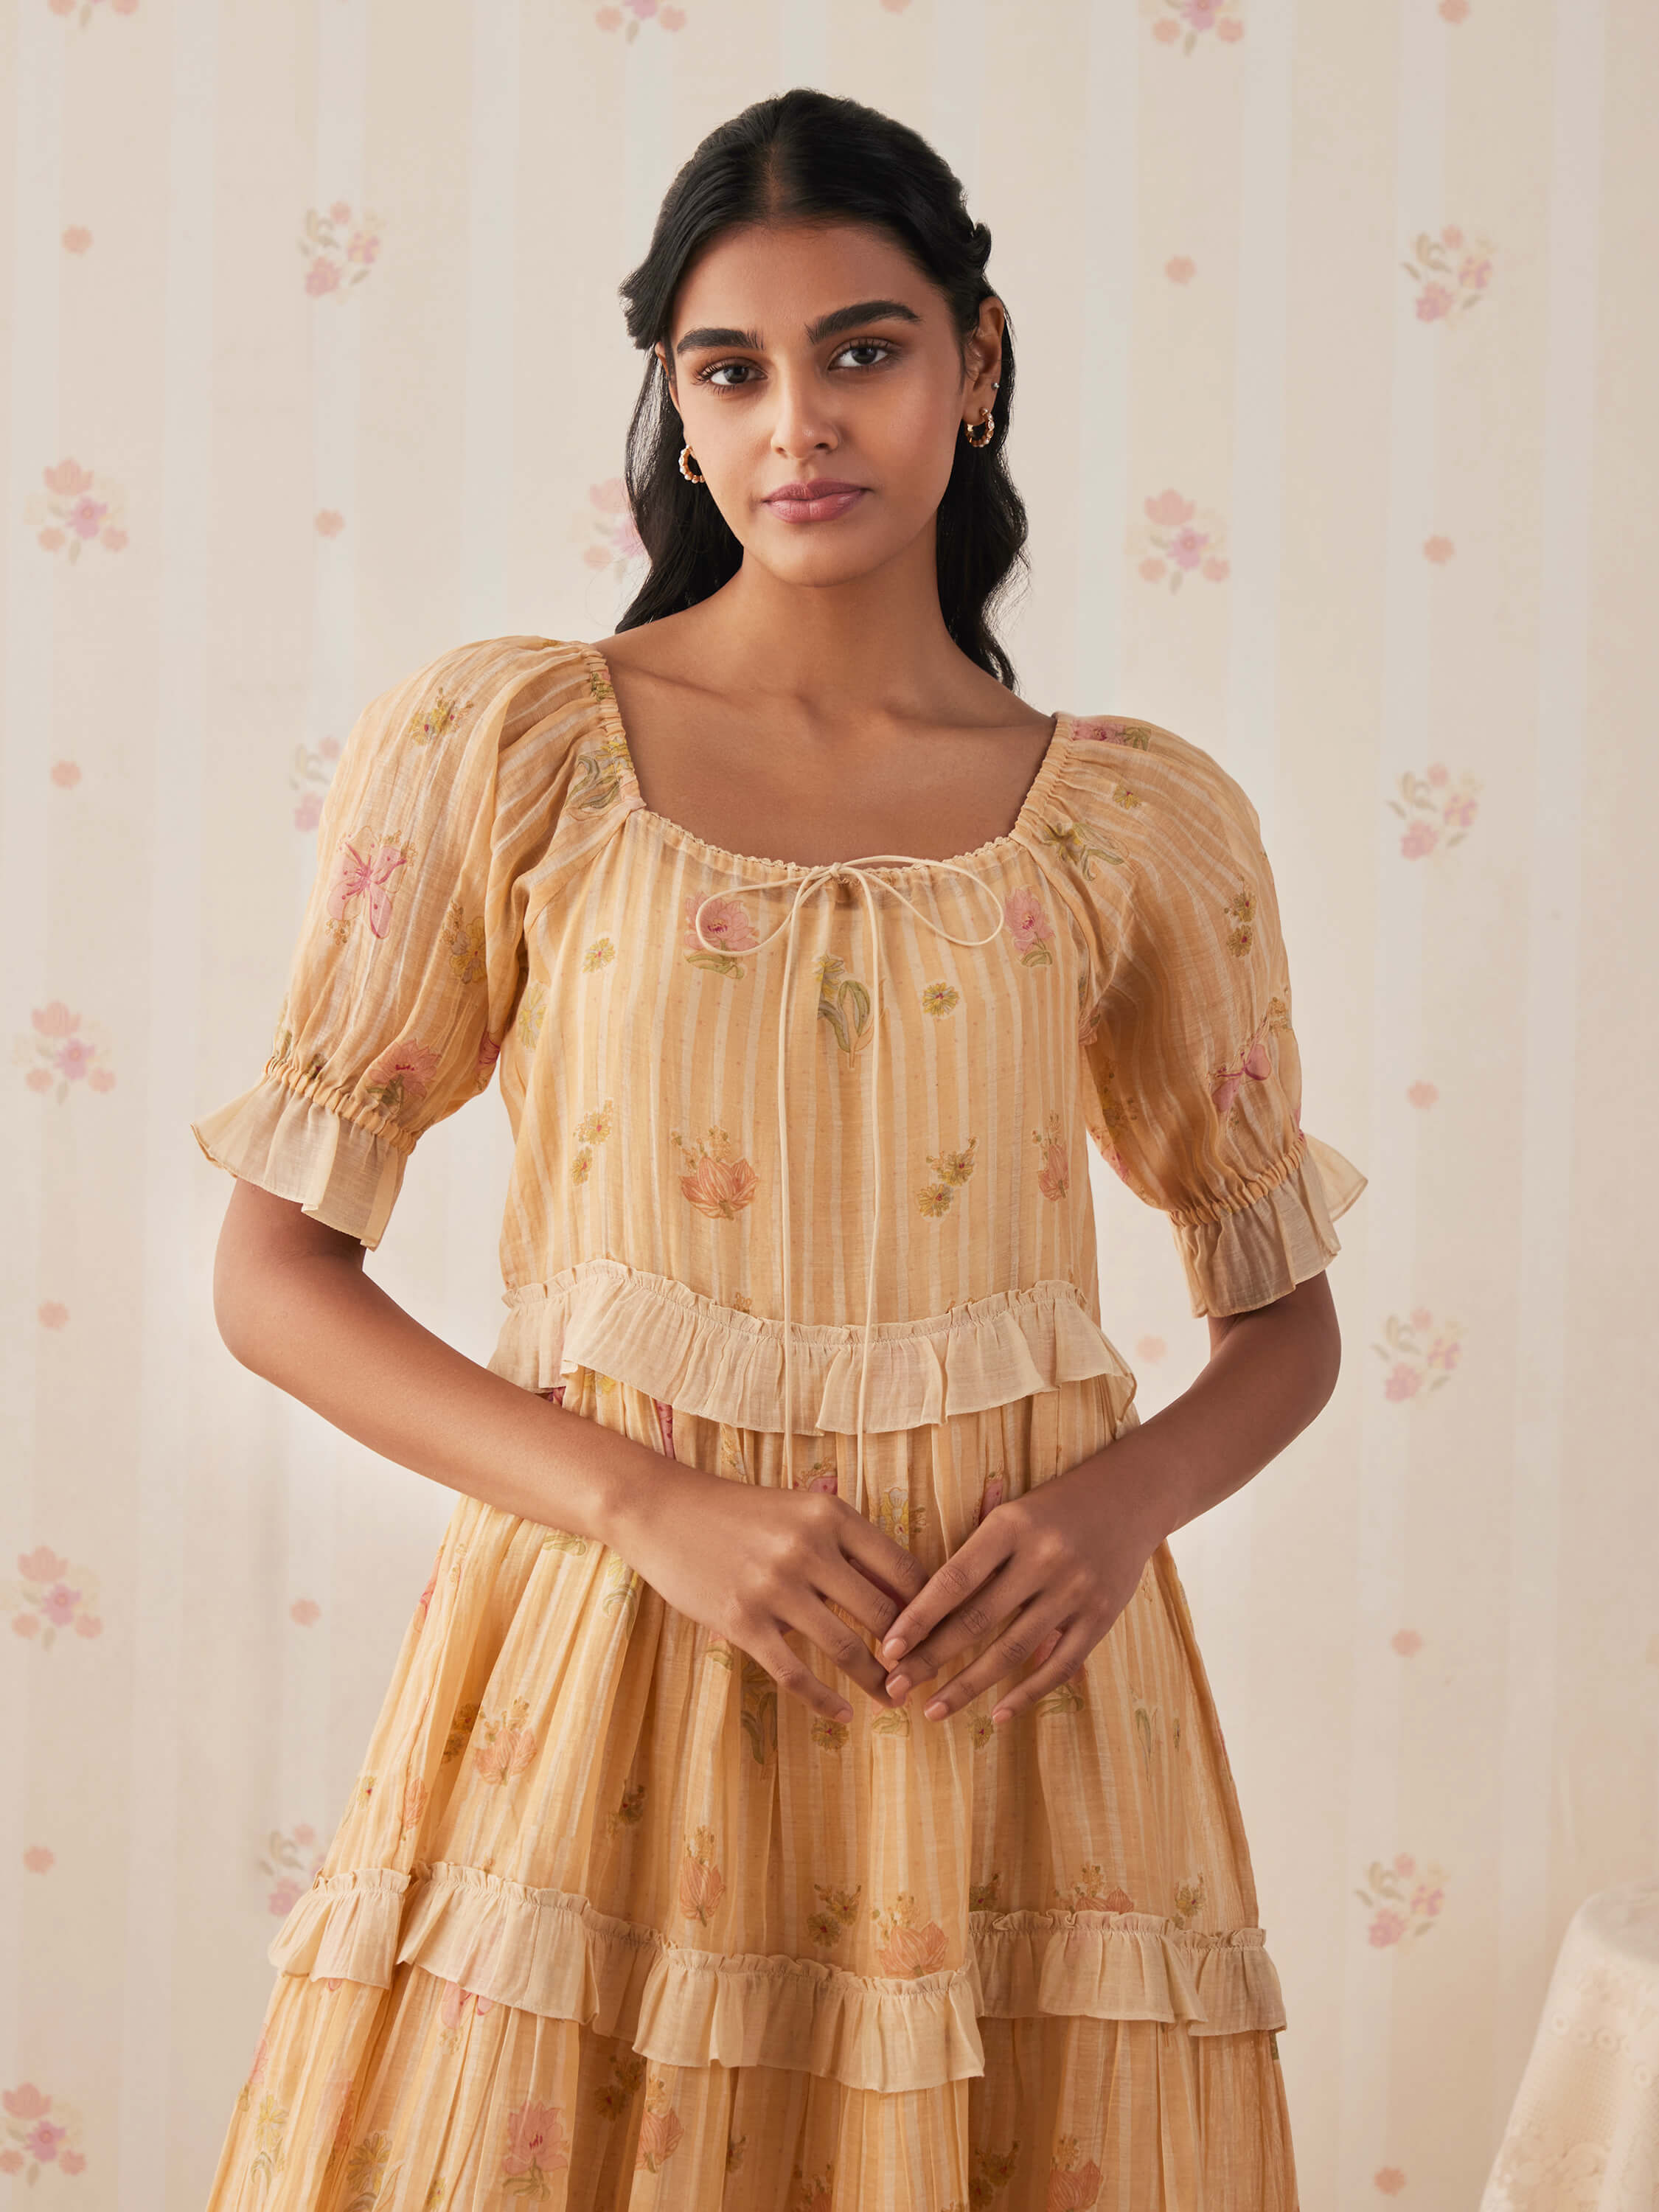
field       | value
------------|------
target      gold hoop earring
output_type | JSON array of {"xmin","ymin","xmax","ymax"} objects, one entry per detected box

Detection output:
[
  {"xmin": 964, "ymin": 407, "xmax": 995, "ymax": 449},
  {"xmin": 678, "ymin": 444, "xmax": 706, "ymax": 484}
]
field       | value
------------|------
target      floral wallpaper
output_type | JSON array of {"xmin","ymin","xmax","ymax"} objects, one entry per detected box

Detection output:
[{"xmin": 1, "ymin": 0, "xmax": 1651, "ymax": 2205}]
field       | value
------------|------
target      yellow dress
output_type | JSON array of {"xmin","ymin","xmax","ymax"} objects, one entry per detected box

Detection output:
[{"xmin": 190, "ymin": 635, "xmax": 1366, "ymax": 2211}]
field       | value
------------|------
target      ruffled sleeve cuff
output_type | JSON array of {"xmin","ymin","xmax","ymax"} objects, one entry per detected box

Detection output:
[
  {"xmin": 1172, "ymin": 1131, "xmax": 1367, "ymax": 1318},
  {"xmin": 190, "ymin": 1071, "xmax": 412, "ymax": 1249}
]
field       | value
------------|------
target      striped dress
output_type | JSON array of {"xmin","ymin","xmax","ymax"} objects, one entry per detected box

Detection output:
[{"xmin": 191, "ymin": 633, "xmax": 1365, "ymax": 2211}]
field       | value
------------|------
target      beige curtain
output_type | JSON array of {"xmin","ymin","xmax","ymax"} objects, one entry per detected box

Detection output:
[{"xmin": 1, "ymin": 0, "xmax": 1651, "ymax": 2202}]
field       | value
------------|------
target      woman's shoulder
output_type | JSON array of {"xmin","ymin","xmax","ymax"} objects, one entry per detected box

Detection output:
[
  {"xmin": 1055, "ymin": 711, "xmax": 1265, "ymax": 865},
  {"xmin": 371, "ymin": 633, "xmax": 608, "ymax": 733}
]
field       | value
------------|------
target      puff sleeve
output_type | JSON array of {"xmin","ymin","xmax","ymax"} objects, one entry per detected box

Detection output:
[
  {"xmin": 1066, "ymin": 717, "xmax": 1367, "ymax": 1317},
  {"xmin": 190, "ymin": 635, "xmax": 580, "ymax": 1247}
]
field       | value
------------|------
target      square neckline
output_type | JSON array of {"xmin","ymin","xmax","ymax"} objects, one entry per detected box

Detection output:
[{"xmin": 576, "ymin": 639, "xmax": 1072, "ymax": 881}]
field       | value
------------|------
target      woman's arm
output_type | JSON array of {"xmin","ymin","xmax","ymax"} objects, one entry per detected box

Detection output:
[
  {"xmin": 210, "ymin": 1178, "xmax": 928, "ymax": 1722},
  {"xmin": 876, "ymin": 1270, "xmax": 1343, "ymax": 1721},
  {"xmin": 212, "ymin": 1179, "xmax": 653, "ymax": 1540}
]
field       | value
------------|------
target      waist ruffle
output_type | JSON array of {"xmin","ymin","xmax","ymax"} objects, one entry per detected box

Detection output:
[
  {"xmin": 268, "ymin": 1860, "xmax": 1286, "ymax": 2093},
  {"xmin": 489, "ymin": 1258, "xmax": 1138, "ymax": 1438}
]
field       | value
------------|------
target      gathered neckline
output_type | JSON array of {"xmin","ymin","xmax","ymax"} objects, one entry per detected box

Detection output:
[{"xmin": 575, "ymin": 639, "xmax": 1073, "ymax": 881}]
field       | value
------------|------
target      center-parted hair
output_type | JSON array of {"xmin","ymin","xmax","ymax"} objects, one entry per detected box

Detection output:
[{"xmin": 616, "ymin": 87, "xmax": 1029, "ymax": 689}]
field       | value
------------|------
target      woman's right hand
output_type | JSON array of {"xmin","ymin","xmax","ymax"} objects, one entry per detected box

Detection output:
[{"xmin": 605, "ymin": 1461, "xmax": 930, "ymax": 1723}]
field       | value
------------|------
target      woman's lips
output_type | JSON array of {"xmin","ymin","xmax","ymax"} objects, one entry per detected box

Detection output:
[{"xmin": 764, "ymin": 486, "xmax": 868, "ymax": 524}]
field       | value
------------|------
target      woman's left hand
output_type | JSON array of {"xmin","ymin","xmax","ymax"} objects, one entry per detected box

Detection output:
[{"xmin": 876, "ymin": 1448, "xmax": 1169, "ymax": 1725}]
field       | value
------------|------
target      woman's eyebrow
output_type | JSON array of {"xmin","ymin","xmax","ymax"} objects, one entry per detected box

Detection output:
[{"xmin": 673, "ymin": 297, "xmax": 922, "ymax": 357}]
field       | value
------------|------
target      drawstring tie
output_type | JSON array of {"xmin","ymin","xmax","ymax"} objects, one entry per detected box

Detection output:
[{"xmin": 693, "ymin": 859, "xmax": 1006, "ymax": 1520}]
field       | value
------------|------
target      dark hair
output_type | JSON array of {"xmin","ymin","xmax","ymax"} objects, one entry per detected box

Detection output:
[{"xmin": 615, "ymin": 88, "xmax": 1029, "ymax": 689}]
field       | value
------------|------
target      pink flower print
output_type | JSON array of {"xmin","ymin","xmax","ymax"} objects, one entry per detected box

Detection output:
[
  {"xmin": 293, "ymin": 790, "xmax": 321, "ymax": 833},
  {"xmin": 328, "ymin": 200, "xmax": 352, "ymax": 225},
  {"xmin": 1391, "ymin": 1628, "xmax": 1423, "ymax": 1657},
  {"xmin": 1144, "ymin": 488, "xmax": 1194, "ymax": 529},
  {"xmin": 314, "ymin": 509, "xmax": 344, "ymax": 538},
  {"xmin": 66, "ymin": 494, "xmax": 107, "ymax": 540},
  {"xmin": 24, "ymin": 1846, "xmax": 55, "ymax": 1873},
  {"xmin": 32, "ymin": 1001, "xmax": 77, "ymax": 1040},
  {"xmin": 40, "ymin": 1584, "xmax": 80, "ymax": 1628},
  {"xmin": 1166, "ymin": 255, "xmax": 1195, "ymax": 283},
  {"xmin": 1425, "ymin": 762, "xmax": 1450, "ymax": 787},
  {"xmin": 50, "ymin": 760, "xmax": 80, "ymax": 786},
  {"xmin": 362, "ymin": 1039, "xmax": 441, "ymax": 1119},
  {"xmin": 1004, "ymin": 887, "xmax": 1054, "ymax": 967},
  {"xmin": 1407, "ymin": 1080, "xmax": 1439, "ymax": 1107},
  {"xmin": 1368, "ymin": 1909, "xmax": 1407, "ymax": 1947},
  {"xmin": 1425, "ymin": 1333, "xmax": 1461, "ymax": 1372},
  {"xmin": 652, "ymin": 1399, "xmax": 675, "ymax": 1458},
  {"xmin": 501, "ymin": 2098, "xmax": 570, "ymax": 2185},
  {"xmin": 1169, "ymin": 524, "xmax": 1210, "ymax": 570},
  {"xmin": 18, "ymin": 1546, "xmax": 69, "ymax": 1584},
  {"xmin": 305, "ymin": 258, "xmax": 341, "ymax": 297},
  {"xmin": 53, "ymin": 1036, "xmax": 95, "ymax": 1082},
  {"xmin": 1047, "ymin": 2137, "xmax": 1105, "ymax": 2212},
  {"xmin": 682, "ymin": 891, "xmax": 759, "ymax": 978},
  {"xmin": 43, "ymin": 459, "xmax": 91, "ymax": 498},
  {"xmin": 472, "ymin": 1697, "xmax": 537, "ymax": 1785},
  {"xmin": 347, "ymin": 229, "xmax": 380, "ymax": 267},
  {"xmin": 1382, "ymin": 1363, "xmax": 1422, "ymax": 1402},
  {"xmin": 25, "ymin": 2120, "xmax": 66, "ymax": 2164},
  {"xmin": 1408, "ymin": 1307, "xmax": 1433, "ymax": 1330},
  {"xmin": 1410, "ymin": 1882, "xmax": 1444, "ymax": 1918},
  {"xmin": 267, "ymin": 1877, "xmax": 302, "ymax": 1916},
  {"xmin": 1392, "ymin": 1853, "xmax": 1416, "ymax": 1877},
  {"xmin": 1424, "ymin": 535, "xmax": 1455, "ymax": 563},
  {"xmin": 872, "ymin": 1893, "xmax": 950, "ymax": 1977},
  {"xmin": 634, "ymin": 2077, "xmax": 686, "ymax": 2173},
  {"xmin": 1416, "ymin": 282, "xmax": 1455, "ymax": 322},
  {"xmin": 672, "ymin": 1127, "xmax": 759, "ymax": 1220},
  {"xmin": 1442, "ymin": 790, "xmax": 1478, "ymax": 830},
  {"xmin": 324, "ymin": 831, "xmax": 410, "ymax": 938},
  {"xmin": 1400, "ymin": 818, "xmax": 1439, "ymax": 859},
  {"xmin": 289, "ymin": 1597, "xmax": 320, "ymax": 1625},
  {"xmin": 1375, "ymin": 2169, "xmax": 1408, "ymax": 2196}
]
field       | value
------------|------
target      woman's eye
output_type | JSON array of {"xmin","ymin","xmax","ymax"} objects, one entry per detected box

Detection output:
[
  {"xmin": 832, "ymin": 340, "xmax": 896, "ymax": 370},
  {"xmin": 694, "ymin": 340, "xmax": 897, "ymax": 389},
  {"xmin": 700, "ymin": 361, "xmax": 757, "ymax": 388}
]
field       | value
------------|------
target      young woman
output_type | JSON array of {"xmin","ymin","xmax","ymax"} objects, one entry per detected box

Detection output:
[{"xmin": 194, "ymin": 88, "xmax": 1363, "ymax": 2212}]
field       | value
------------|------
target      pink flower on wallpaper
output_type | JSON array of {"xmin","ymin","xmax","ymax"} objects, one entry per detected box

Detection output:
[
  {"xmin": 50, "ymin": 760, "xmax": 80, "ymax": 787},
  {"xmin": 1406, "ymin": 1080, "xmax": 1439, "ymax": 1108},
  {"xmin": 301, "ymin": 204, "xmax": 383, "ymax": 299},
  {"xmin": 1388, "ymin": 764, "xmax": 1481, "ymax": 856},
  {"xmin": 1439, "ymin": 0, "xmax": 1469, "ymax": 16},
  {"xmin": 61, "ymin": 226, "xmax": 91, "ymax": 253},
  {"xmin": 291, "ymin": 732, "xmax": 340, "ymax": 830},
  {"xmin": 289, "ymin": 1598, "xmax": 321, "ymax": 1626},
  {"xmin": 314, "ymin": 509, "xmax": 344, "ymax": 538},
  {"xmin": 49, "ymin": 0, "xmax": 139, "ymax": 25},
  {"xmin": 596, "ymin": 0, "xmax": 686, "ymax": 34},
  {"xmin": 1165, "ymin": 255, "xmax": 1195, "ymax": 283},
  {"xmin": 18, "ymin": 1005, "xmax": 116, "ymax": 1099},
  {"xmin": 1146, "ymin": 0, "xmax": 1245, "ymax": 49},
  {"xmin": 24, "ymin": 456, "xmax": 127, "ymax": 559},
  {"xmin": 1374, "ymin": 1304, "xmax": 1465, "ymax": 1403},
  {"xmin": 1357, "ymin": 1853, "xmax": 1448, "ymax": 1949},
  {"xmin": 2, "ymin": 1547, "xmax": 102, "ymax": 1648},
  {"xmin": 1130, "ymin": 487, "xmax": 1230, "ymax": 592},
  {"xmin": 23, "ymin": 1847, "xmax": 54, "ymax": 1873},
  {"xmin": 1402, "ymin": 223, "xmax": 1498, "ymax": 325},
  {"xmin": 1374, "ymin": 2170, "xmax": 1408, "ymax": 2196},
  {"xmin": 1424, "ymin": 534, "xmax": 1455, "ymax": 563},
  {"xmin": 38, "ymin": 1303, "xmax": 69, "ymax": 1329},
  {"xmin": 580, "ymin": 478, "xmax": 646, "ymax": 571},
  {"xmin": 1391, "ymin": 1628, "xmax": 1424, "ymax": 1657},
  {"xmin": 257, "ymin": 1823, "xmax": 324, "ymax": 1916},
  {"xmin": 1135, "ymin": 1335, "xmax": 1167, "ymax": 1366},
  {"xmin": 0, "ymin": 2079, "xmax": 88, "ymax": 2185}
]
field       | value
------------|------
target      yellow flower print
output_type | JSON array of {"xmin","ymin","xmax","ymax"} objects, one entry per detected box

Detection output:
[
  {"xmin": 516, "ymin": 980, "xmax": 546, "ymax": 1050},
  {"xmin": 921, "ymin": 979, "xmax": 959, "ymax": 1018},
  {"xmin": 1224, "ymin": 883, "xmax": 1256, "ymax": 957},
  {"xmin": 404, "ymin": 687, "xmax": 459, "ymax": 747},
  {"xmin": 1071, "ymin": 715, "xmax": 1155, "ymax": 751},
  {"xmin": 582, "ymin": 936, "xmax": 616, "ymax": 973},
  {"xmin": 442, "ymin": 1699, "xmax": 480, "ymax": 1762},
  {"xmin": 1170, "ymin": 1871, "xmax": 1207, "ymax": 1929},
  {"xmin": 1032, "ymin": 1110, "xmax": 1069, "ymax": 1202},
  {"xmin": 593, "ymin": 2048, "xmax": 645, "ymax": 2122},
  {"xmin": 969, "ymin": 1870, "xmax": 1003, "ymax": 1913},
  {"xmin": 1048, "ymin": 2136, "xmax": 1104, "ymax": 2211},
  {"xmin": 601, "ymin": 1554, "xmax": 641, "ymax": 1633},
  {"xmin": 444, "ymin": 897, "xmax": 486, "ymax": 985},
  {"xmin": 678, "ymin": 1826, "xmax": 726, "ymax": 1924},
  {"xmin": 810, "ymin": 1713, "xmax": 850, "ymax": 1753},
  {"xmin": 870, "ymin": 1891, "xmax": 950, "ymax": 1978},
  {"xmin": 1035, "ymin": 1677, "xmax": 1085, "ymax": 1719},
  {"xmin": 1035, "ymin": 813, "xmax": 1125, "ymax": 879},
  {"xmin": 876, "ymin": 1486, "xmax": 929, "ymax": 1551},
  {"xmin": 671, "ymin": 1124, "xmax": 759, "ymax": 1220},
  {"xmin": 916, "ymin": 1133, "xmax": 978, "ymax": 1218},
  {"xmin": 571, "ymin": 1097, "xmax": 614, "ymax": 1186},
  {"xmin": 807, "ymin": 1881, "xmax": 863, "ymax": 1950},
  {"xmin": 1051, "ymin": 1862, "xmax": 1135, "ymax": 1913}
]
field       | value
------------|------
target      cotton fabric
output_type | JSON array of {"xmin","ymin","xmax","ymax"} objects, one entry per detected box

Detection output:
[{"xmin": 190, "ymin": 634, "xmax": 1366, "ymax": 2210}]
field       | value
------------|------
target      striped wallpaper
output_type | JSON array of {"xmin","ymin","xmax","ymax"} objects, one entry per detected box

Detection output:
[{"xmin": 1, "ymin": 0, "xmax": 1653, "ymax": 2204}]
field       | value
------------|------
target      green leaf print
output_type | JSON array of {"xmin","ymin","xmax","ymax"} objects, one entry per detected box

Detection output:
[{"xmin": 815, "ymin": 953, "xmax": 872, "ymax": 1066}]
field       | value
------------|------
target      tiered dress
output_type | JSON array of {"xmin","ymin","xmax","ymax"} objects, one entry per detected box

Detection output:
[{"xmin": 190, "ymin": 634, "xmax": 1366, "ymax": 2212}]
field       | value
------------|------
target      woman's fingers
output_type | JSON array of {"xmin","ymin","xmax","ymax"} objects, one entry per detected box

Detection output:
[
  {"xmin": 789, "ymin": 1595, "xmax": 897, "ymax": 1707},
  {"xmin": 875, "ymin": 1526, "xmax": 1009, "ymax": 1676},
  {"xmin": 984, "ymin": 1623, "xmax": 1088, "ymax": 1725},
  {"xmin": 838, "ymin": 1510, "xmax": 931, "ymax": 1613},
  {"xmin": 749, "ymin": 1630, "xmax": 855, "ymax": 1723},
  {"xmin": 909, "ymin": 1596, "xmax": 1065, "ymax": 1721}
]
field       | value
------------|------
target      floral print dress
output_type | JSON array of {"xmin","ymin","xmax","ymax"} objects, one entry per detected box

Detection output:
[{"xmin": 190, "ymin": 635, "xmax": 1366, "ymax": 2212}]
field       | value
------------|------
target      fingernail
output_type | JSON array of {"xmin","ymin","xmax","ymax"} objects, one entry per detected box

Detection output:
[
  {"xmin": 923, "ymin": 1699, "xmax": 947, "ymax": 1721},
  {"xmin": 886, "ymin": 1675, "xmax": 908, "ymax": 1701},
  {"xmin": 833, "ymin": 1703, "xmax": 852, "ymax": 1722},
  {"xmin": 882, "ymin": 1637, "xmax": 908, "ymax": 1661}
]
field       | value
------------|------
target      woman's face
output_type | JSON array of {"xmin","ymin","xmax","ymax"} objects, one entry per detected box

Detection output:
[{"xmin": 655, "ymin": 218, "xmax": 1004, "ymax": 590}]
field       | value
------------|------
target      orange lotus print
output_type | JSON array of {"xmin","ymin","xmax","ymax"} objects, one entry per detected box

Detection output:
[
  {"xmin": 471, "ymin": 1697, "xmax": 537, "ymax": 1785},
  {"xmin": 871, "ymin": 1892, "xmax": 949, "ymax": 1977},
  {"xmin": 498, "ymin": 2096, "xmax": 569, "ymax": 2189},
  {"xmin": 1047, "ymin": 2134, "xmax": 1105, "ymax": 2209},
  {"xmin": 633, "ymin": 2075, "xmax": 686, "ymax": 2172},
  {"xmin": 679, "ymin": 1825, "xmax": 726, "ymax": 1922},
  {"xmin": 671, "ymin": 1125, "xmax": 759, "ymax": 1219}
]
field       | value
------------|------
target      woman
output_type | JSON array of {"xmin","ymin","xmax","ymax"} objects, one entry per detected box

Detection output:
[{"xmin": 194, "ymin": 87, "xmax": 1363, "ymax": 2212}]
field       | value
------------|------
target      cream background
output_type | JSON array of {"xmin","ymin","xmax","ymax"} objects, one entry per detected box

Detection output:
[{"xmin": 1, "ymin": 0, "xmax": 1653, "ymax": 2205}]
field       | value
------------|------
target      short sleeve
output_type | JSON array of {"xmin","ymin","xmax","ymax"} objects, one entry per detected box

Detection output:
[
  {"xmin": 190, "ymin": 635, "xmax": 587, "ymax": 1247},
  {"xmin": 1067, "ymin": 718, "xmax": 1367, "ymax": 1317}
]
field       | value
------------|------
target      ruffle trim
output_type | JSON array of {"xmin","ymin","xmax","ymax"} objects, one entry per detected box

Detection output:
[
  {"xmin": 190, "ymin": 1067, "xmax": 409, "ymax": 1249},
  {"xmin": 268, "ymin": 1861, "xmax": 1286, "ymax": 2093},
  {"xmin": 490, "ymin": 1259, "xmax": 1139, "ymax": 1438},
  {"xmin": 1173, "ymin": 1130, "xmax": 1367, "ymax": 1319}
]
